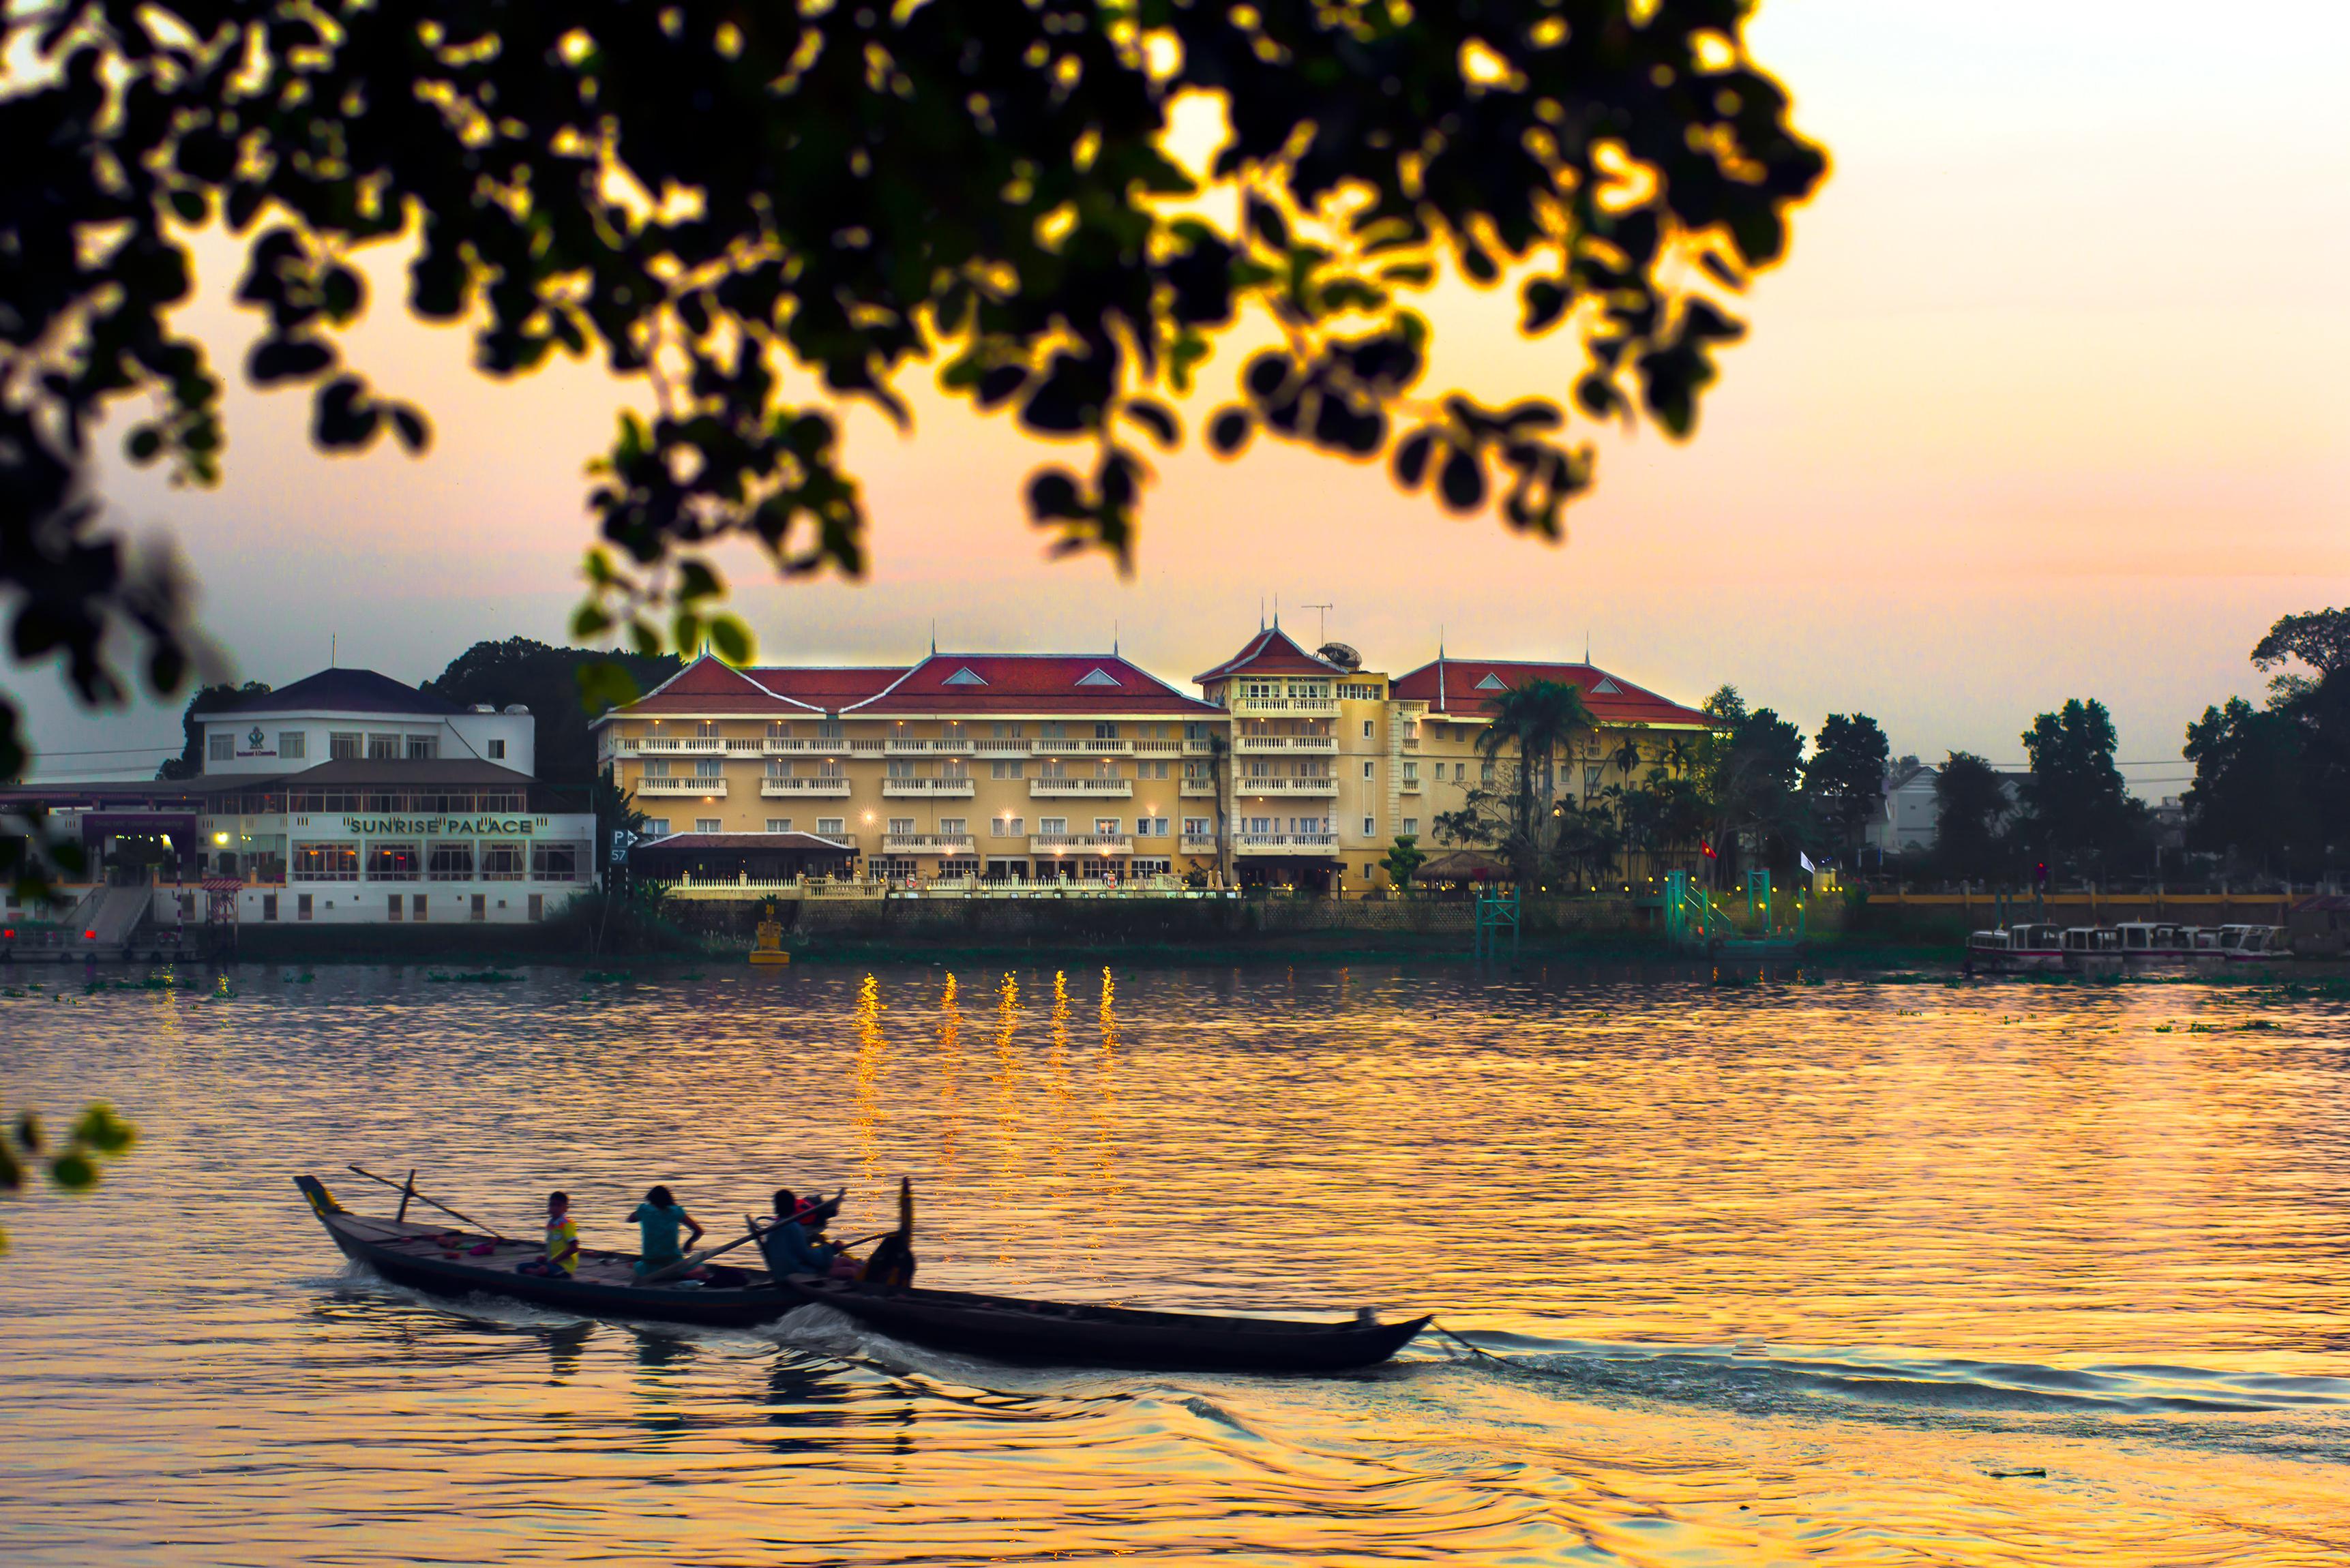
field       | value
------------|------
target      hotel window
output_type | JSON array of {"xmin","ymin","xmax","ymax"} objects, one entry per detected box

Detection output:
[
  {"xmin": 643, "ymin": 759, "xmax": 671, "ymax": 779},
  {"xmin": 486, "ymin": 738, "xmax": 505, "ymax": 759},
  {"xmin": 1094, "ymin": 817, "xmax": 1120, "ymax": 836},
  {"xmin": 1479, "ymin": 762, "xmax": 1494, "ymax": 784},
  {"xmin": 1094, "ymin": 723, "xmax": 1119, "ymax": 739},
  {"xmin": 1093, "ymin": 759, "xmax": 1119, "ymax": 779},
  {"xmin": 368, "ymin": 734, "xmax": 400, "ymax": 759},
  {"xmin": 1403, "ymin": 817, "xmax": 1419, "ymax": 836},
  {"xmin": 991, "ymin": 759, "xmax": 1026, "ymax": 779},
  {"xmin": 1363, "ymin": 721, "xmax": 1375, "ymax": 738},
  {"xmin": 939, "ymin": 817, "xmax": 968, "ymax": 837},
  {"xmin": 279, "ymin": 732, "xmax": 306, "ymax": 760},
  {"xmin": 816, "ymin": 759, "xmax": 844, "ymax": 779},
  {"xmin": 533, "ymin": 843, "xmax": 584, "ymax": 881},
  {"xmin": 366, "ymin": 843, "xmax": 421, "ymax": 881},
  {"xmin": 406, "ymin": 736, "xmax": 436, "ymax": 760},
  {"xmin": 1403, "ymin": 762, "xmax": 1418, "ymax": 783},
  {"xmin": 1039, "ymin": 721, "xmax": 1066, "ymax": 740},
  {"xmin": 767, "ymin": 721, "xmax": 792, "ymax": 739},
  {"xmin": 1361, "ymin": 761, "xmax": 1375, "ymax": 779},
  {"xmin": 1183, "ymin": 817, "xmax": 1210, "ymax": 837},
  {"xmin": 643, "ymin": 819, "xmax": 670, "ymax": 836},
  {"xmin": 694, "ymin": 758, "xmax": 722, "ymax": 778},
  {"xmin": 694, "ymin": 818, "xmax": 722, "ymax": 834},
  {"xmin": 941, "ymin": 759, "xmax": 969, "ymax": 780},
  {"xmin": 261, "ymin": 894, "xmax": 278, "ymax": 922},
  {"xmin": 1244, "ymin": 817, "xmax": 1273, "ymax": 834},
  {"xmin": 209, "ymin": 732, "xmax": 233, "ymax": 762},
  {"xmin": 992, "ymin": 815, "xmax": 1025, "ymax": 836},
  {"xmin": 1184, "ymin": 723, "xmax": 1210, "ymax": 739},
  {"xmin": 427, "ymin": 842, "xmax": 474, "ymax": 881},
  {"xmin": 470, "ymin": 894, "xmax": 486, "ymax": 922},
  {"xmin": 1362, "ymin": 817, "xmax": 1376, "ymax": 836},
  {"xmin": 766, "ymin": 758, "xmax": 792, "ymax": 776},
  {"xmin": 1039, "ymin": 758, "xmax": 1068, "ymax": 779},
  {"xmin": 291, "ymin": 843, "xmax": 359, "ymax": 881},
  {"xmin": 297, "ymin": 893, "xmax": 314, "ymax": 920},
  {"xmin": 816, "ymin": 817, "xmax": 844, "ymax": 835},
  {"xmin": 480, "ymin": 843, "xmax": 526, "ymax": 881},
  {"xmin": 1039, "ymin": 817, "xmax": 1068, "ymax": 835},
  {"xmin": 888, "ymin": 817, "xmax": 916, "ymax": 836},
  {"xmin": 887, "ymin": 759, "xmax": 914, "ymax": 778},
  {"xmin": 1137, "ymin": 817, "xmax": 1169, "ymax": 836},
  {"xmin": 330, "ymin": 732, "xmax": 361, "ymax": 759},
  {"xmin": 816, "ymin": 719, "xmax": 844, "ymax": 739},
  {"xmin": 767, "ymin": 818, "xmax": 792, "ymax": 832},
  {"xmin": 940, "ymin": 723, "xmax": 967, "ymax": 744},
  {"xmin": 1584, "ymin": 766, "xmax": 1604, "ymax": 794}
]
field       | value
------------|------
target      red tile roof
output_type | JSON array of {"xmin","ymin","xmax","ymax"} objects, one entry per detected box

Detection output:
[
  {"xmin": 850, "ymin": 654, "xmax": 1223, "ymax": 715},
  {"xmin": 1390, "ymin": 658, "xmax": 1715, "ymax": 727},
  {"xmin": 1193, "ymin": 627, "xmax": 1341, "ymax": 684},
  {"xmin": 620, "ymin": 657, "xmax": 816, "ymax": 716},
  {"xmin": 746, "ymin": 665, "xmax": 907, "ymax": 709}
]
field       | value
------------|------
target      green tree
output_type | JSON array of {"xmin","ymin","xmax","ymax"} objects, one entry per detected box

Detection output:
[
  {"xmin": 2182, "ymin": 607, "xmax": 2350, "ymax": 880},
  {"xmin": 1693, "ymin": 687, "xmax": 1804, "ymax": 884},
  {"xmin": 1, "ymin": 0, "xmax": 1827, "ymax": 856},
  {"xmin": 1378, "ymin": 834, "xmax": 1426, "ymax": 896},
  {"xmin": 1802, "ymin": 712, "xmax": 1888, "ymax": 855},
  {"xmin": 155, "ymin": 680, "xmax": 272, "ymax": 781},
  {"xmin": 421, "ymin": 638, "xmax": 684, "ymax": 787},
  {"xmin": 2018, "ymin": 699, "xmax": 2145, "ymax": 876},
  {"xmin": 1474, "ymin": 678, "xmax": 1597, "ymax": 886},
  {"xmin": 1931, "ymin": 751, "xmax": 2013, "ymax": 881}
]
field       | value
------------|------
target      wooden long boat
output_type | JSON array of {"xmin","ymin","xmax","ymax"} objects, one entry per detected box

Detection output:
[{"xmin": 296, "ymin": 1175, "xmax": 1429, "ymax": 1372}]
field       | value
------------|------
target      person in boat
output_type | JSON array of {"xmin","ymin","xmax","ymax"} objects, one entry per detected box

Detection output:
[
  {"xmin": 516, "ymin": 1190, "xmax": 580, "ymax": 1278},
  {"xmin": 758, "ymin": 1188, "xmax": 846, "ymax": 1278},
  {"xmin": 628, "ymin": 1185, "xmax": 706, "ymax": 1278}
]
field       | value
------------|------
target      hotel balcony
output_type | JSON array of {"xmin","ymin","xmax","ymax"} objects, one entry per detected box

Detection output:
[
  {"xmin": 1234, "ymin": 734, "xmax": 1337, "ymax": 753},
  {"xmin": 1029, "ymin": 778, "xmax": 1133, "ymax": 798},
  {"xmin": 1229, "ymin": 695, "xmax": 1337, "ymax": 717},
  {"xmin": 1133, "ymin": 738, "xmax": 1185, "ymax": 755},
  {"xmin": 1400, "ymin": 734, "xmax": 1421, "ymax": 751},
  {"xmin": 882, "ymin": 833, "xmax": 976, "ymax": 855},
  {"xmin": 1178, "ymin": 780, "xmax": 1218, "ymax": 797},
  {"xmin": 882, "ymin": 777, "xmax": 976, "ymax": 798},
  {"xmin": 885, "ymin": 737, "xmax": 977, "ymax": 755},
  {"xmin": 1031, "ymin": 833, "xmax": 1133, "ymax": 856},
  {"xmin": 1399, "ymin": 777, "xmax": 1423, "ymax": 794},
  {"xmin": 1234, "ymin": 777, "xmax": 1339, "ymax": 796},
  {"xmin": 972, "ymin": 738, "xmax": 1030, "ymax": 757},
  {"xmin": 761, "ymin": 737, "xmax": 855, "ymax": 755},
  {"xmin": 1234, "ymin": 832, "xmax": 1339, "ymax": 856},
  {"xmin": 1183, "ymin": 738, "xmax": 1216, "ymax": 755},
  {"xmin": 760, "ymin": 777, "xmax": 852, "ymax": 798},
  {"xmin": 1179, "ymin": 834, "xmax": 1219, "ymax": 855},
  {"xmin": 636, "ymin": 777, "xmax": 728, "ymax": 797},
  {"xmin": 606, "ymin": 736, "xmax": 764, "ymax": 758},
  {"xmin": 1030, "ymin": 737, "xmax": 1133, "ymax": 756}
]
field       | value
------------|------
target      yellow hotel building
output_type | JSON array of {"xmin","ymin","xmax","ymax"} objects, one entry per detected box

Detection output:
[{"xmin": 593, "ymin": 626, "xmax": 1714, "ymax": 891}]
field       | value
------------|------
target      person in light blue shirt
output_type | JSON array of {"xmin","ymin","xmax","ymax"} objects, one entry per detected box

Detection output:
[{"xmin": 628, "ymin": 1185, "xmax": 704, "ymax": 1277}]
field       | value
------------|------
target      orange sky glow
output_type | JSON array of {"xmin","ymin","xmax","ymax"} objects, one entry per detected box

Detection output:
[{"xmin": 15, "ymin": 0, "xmax": 2347, "ymax": 794}]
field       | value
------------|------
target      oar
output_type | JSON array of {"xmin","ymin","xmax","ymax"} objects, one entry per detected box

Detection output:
[{"xmin": 346, "ymin": 1164, "xmax": 511, "ymax": 1239}]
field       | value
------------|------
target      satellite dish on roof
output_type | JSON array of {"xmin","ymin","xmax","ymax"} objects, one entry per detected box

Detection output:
[{"xmin": 1317, "ymin": 642, "xmax": 1360, "ymax": 672}]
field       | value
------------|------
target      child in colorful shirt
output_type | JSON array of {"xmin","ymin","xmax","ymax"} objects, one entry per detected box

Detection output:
[{"xmin": 518, "ymin": 1191, "xmax": 579, "ymax": 1277}]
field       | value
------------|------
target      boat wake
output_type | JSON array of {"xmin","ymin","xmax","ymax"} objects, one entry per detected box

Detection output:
[{"xmin": 1416, "ymin": 1328, "xmax": 2350, "ymax": 1460}]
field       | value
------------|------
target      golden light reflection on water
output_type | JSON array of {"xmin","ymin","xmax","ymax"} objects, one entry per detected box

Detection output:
[{"xmin": 1, "ymin": 965, "xmax": 2348, "ymax": 1565}]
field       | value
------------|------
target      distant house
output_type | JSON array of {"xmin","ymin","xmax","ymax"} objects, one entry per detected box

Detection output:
[
  {"xmin": 1864, "ymin": 757, "xmax": 1944, "ymax": 856},
  {"xmin": 1860, "ymin": 755, "xmax": 2026, "ymax": 858}
]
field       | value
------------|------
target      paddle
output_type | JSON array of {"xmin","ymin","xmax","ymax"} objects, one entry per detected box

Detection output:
[{"xmin": 346, "ymin": 1164, "xmax": 511, "ymax": 1239}]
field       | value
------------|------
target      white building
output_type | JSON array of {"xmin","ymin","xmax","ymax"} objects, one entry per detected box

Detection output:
[
  {"xmin": 1865, "ymin": 757, "xmax": 1944, "ymax": 855},
  {"xmin": 3, "ymin": 668, "xmax": 596, "ymax": 941}
]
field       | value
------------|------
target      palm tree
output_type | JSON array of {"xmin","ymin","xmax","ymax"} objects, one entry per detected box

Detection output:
[
  {"xmin": 1476, "ymin": 678, "xmax": 1596, "ymax": 886},
  {"xmin": 1609, "ymin": 729, "xmax": 1643, "ymax": 879},
  {"xmin": 1205, "ymin": 732, "xmax": 1234, "ymax": 888}
]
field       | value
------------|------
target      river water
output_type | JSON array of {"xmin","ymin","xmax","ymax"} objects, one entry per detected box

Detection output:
[{"xmin": 3, "ymin": 963, "xmax": 2347, "ymax": 1565}]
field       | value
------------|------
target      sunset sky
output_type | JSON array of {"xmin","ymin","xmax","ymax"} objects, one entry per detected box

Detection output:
[{"xmin": 18, "ymin": 0, "xmax": 2348, "ymax": 794}]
